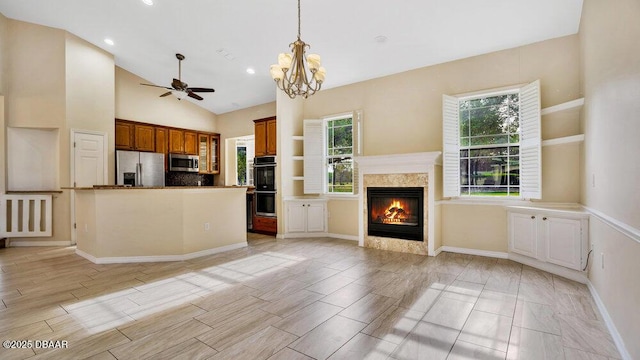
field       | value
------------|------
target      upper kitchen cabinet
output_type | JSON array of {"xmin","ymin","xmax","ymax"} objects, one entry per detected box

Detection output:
[
  {"xmin": 115, "ymin": 120, "xmax": 134, "ymax": 150},
  {"xmin": 169, "ymin": 129, "xmax": 184, "ymax": 154},
  {"xmin": 254, "ymin": 116, "xmax": 276, "ymax": 156},
  {"xmin": 134, "ymin": 124, "xmax": 155, "ymax": 152},
  {"xmin": 184, "ymin": 131, "xmax": 198, "ymax": 155},
  {"xmin": 198, "ymin": 133, "xmax": 221, "ymax": 174}
]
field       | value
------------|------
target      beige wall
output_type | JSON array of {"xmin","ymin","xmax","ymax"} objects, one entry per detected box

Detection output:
[
  {"xmin": 115, "ymin": 67, "xmax": 217, "ymax": 132},
  {"xmin": 298, "ymin": 35, "xmax": 581, "ymax": 247},
  {"xmin": 580, "ymin": 0, "xmax": 640, "ymax": 358},
  {"xmin": 66, "ymin": 33, "xmax": 116, "ymax": 184},
  {"xmin": 0, "ymin": 12, "xmax": 7, "ymax": 96}
]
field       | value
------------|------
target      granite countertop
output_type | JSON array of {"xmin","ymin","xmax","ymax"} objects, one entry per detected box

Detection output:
[{"xmin": 63, "ymin": 186, "xmax": 255, "ymax": 191}]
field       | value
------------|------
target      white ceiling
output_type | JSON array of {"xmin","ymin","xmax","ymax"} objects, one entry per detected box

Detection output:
[{"xmin": 0, "ymin": 0, "xmax": 583, "ymax": 114}]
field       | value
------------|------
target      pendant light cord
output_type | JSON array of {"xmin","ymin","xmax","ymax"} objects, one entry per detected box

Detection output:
[{"xmin": 297, "ymin": 0, "xmax": 301, "ymax": 39}]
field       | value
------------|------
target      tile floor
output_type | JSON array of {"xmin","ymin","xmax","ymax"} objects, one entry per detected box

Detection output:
[{"xmin": 0, "ymin": 235, "xmax": 621, "ymax": 359}]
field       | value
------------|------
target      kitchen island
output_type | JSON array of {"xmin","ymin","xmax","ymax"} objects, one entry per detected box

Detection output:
[{"xmin": 71, "ymin": 186, "xmax": 248, "ymax": 263}]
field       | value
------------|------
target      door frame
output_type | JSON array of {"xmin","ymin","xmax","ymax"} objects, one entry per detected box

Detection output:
[{"xmin": 69, "ymin": 129, "xmax": 108, "ymax": 245}]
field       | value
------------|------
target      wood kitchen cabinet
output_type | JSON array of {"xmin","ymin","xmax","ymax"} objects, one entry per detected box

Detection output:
[
  {"xmin": 134, "ymin": 124, "xmax": 155, "ymax": 152},
  {"xmin": 184, "ymin": 131, "xmax": 198, "ymax": 155},
  {"xmin": 198, "ymin": 133, "xmax": 221, "ymax": 174},
  {"xmin": 115, "ymin": 120, "xmax": 134, "ymax": 150},
  {"xmin": 169, "ymin": 129, "xmax": 184, "ymax": 154},
  {"xmin": 155, "ymin": 127, "xmax": 168, "ymax": 171},
  {"xmin": 254, "ymin": 116, "xmax": 276, "ymax": 156}
]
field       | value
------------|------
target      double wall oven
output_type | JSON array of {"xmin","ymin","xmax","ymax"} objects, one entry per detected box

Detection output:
[{"xmin": 254, "ymin": 156, "xmax": 276, "ymax": 217}]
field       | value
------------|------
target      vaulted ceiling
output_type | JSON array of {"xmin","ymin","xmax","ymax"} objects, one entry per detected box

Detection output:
[{"xmin": 0, "ymin": 0, "xmax": 583, "ymax": 114}]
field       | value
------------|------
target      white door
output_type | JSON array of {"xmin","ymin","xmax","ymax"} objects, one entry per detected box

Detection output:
[
  {"xmin": 509, "ymin": 212, "xmax": 538, "ymax": 258},
  {"xmin": 74, "ymin": 132, "xmax": 106, "ymax": 187},
  {"xmin": 306, "ymin": 202, "xmax": 326, "ymax": 233},
  {"xmin": 71, "ymin": 130, "xmax": 107, "ymax": 245},
  {"xmin": 544, "ymin": 217, "xmax": 582, "ymax": 270}
]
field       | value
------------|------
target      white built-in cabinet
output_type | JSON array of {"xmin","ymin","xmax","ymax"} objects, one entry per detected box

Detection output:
[
  {"xmin": 284, "ymin": 199, "xmax": 327, "ymax": 236},
  {"xmin": 508, "ymin": 207, "xmax": 588, "ymax": 271}
]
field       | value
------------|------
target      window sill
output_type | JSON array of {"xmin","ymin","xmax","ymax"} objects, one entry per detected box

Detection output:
[
  {"xmin": 437, "ymin": 197, "xmax": 532, "ymax": 206},
  {"xmin": 322, "ymin": 193, "xmax": 359, "ymax": 200}
]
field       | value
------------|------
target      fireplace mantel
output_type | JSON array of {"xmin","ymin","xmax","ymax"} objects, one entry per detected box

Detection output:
[
  {"xmin": 354, "ymin": 152, "xmax": 442, "ymax": 255},
  {"xmin": 355, "ymin": 152, "xmax": 442, "ymax": 174}
]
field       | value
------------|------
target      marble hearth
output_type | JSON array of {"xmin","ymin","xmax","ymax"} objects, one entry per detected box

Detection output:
[{"xmin": 355, "ymin": 152, "xmax": 441, "ymax": 256}]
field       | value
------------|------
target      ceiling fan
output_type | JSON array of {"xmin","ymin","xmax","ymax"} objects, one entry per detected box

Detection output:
[{"xmin": 141, "ymin": 53, "xmax": 215, "ymax": 101}]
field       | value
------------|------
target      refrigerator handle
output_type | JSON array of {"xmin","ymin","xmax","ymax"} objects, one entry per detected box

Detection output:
[{"xmin": 139, "ymin": 163, "xmax": 143, "ymax": 187}]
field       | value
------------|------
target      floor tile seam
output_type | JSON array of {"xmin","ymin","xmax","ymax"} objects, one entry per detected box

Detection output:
[
  {"xmin": 455, "ymin": 338, "xmax": 508, "ymax": 356},
  {"xmin": 283, "ymin": 346, "xmax": 313, "ymax": 359}
]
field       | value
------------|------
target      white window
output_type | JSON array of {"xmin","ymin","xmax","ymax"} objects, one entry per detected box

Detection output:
[
  {"xmin": 443, "ymin": 80, "xmax": 541, "ymax": 199},
  {"xmin": 304, "ymin": 111, "xmax": 362, "ymax": 195}
]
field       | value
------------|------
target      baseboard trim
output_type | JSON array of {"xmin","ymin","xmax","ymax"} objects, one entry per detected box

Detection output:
[
  {"xmin": 587, "ymin": 280, "xmax": 632, "ymax": 360},
  {"xmin": 75, "ymin": 242, "xmax": 248, "ymax": 264},
  {"xmin": 327, "ymin": 233, "xmax": 359, "ymax": 241},
  {"xmin": 281, "ymin": 232, "xmax": 329, "ymax": 239},
  {"xmin": 439, "ymin": 246, "xmax": 509, "ymax": 259},
  {"xmin": 8, "ymin": 240, "xmax": 72, "ymax": 247},
  {"xmin": 508, "ymin": 252, "xmax": 587, "ymax": 284}
]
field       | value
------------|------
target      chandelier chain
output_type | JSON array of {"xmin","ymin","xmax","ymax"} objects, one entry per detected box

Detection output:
[{"xmin": 297, "ymin": 0, "xmax": 301, "ymax": 39}]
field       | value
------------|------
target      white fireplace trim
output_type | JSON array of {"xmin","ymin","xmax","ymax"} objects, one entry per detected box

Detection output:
[{"xmin": 355, "ymin": 152, "xmax": 442, "ymax": 255}]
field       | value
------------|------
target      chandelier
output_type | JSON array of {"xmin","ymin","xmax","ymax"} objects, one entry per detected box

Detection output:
[{"xmin": 269, "ymin": 0, "xmax": 326, "ymax": 99}]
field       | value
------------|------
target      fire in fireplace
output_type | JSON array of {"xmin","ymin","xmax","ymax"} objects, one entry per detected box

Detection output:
[{"xmin": 367, "ymin": 187, "xmax": 424, "ymax": 241}]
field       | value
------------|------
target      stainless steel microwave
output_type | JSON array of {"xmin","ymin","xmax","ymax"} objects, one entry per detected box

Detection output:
[{"xmin": 169, "ymin": 154, "xmax": 199, "ymax": 172}]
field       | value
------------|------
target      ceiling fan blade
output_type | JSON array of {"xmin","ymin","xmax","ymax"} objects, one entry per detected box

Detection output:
[
  {"xmin": 141, "ymin": 83, "xmax": 172, "ymax": 90},
  {"xmin": 160, "ymin": 91, "xmax": 172, "ymax": 97},
  {"xmin": 187, "ymin": 92, "xmax": 204, "ymax": 101},
  {"xmin": 187, "ymin": 87, "xmax": 215, "ymax": 93}
]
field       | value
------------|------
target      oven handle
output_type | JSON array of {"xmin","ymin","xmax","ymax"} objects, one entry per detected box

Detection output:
[{"xmin": 254, "ymin": 190, "xmax": 277, "ymax": 194}]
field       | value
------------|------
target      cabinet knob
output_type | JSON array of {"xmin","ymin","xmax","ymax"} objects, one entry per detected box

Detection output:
[
  {"xmin": 531, "ymin": 215, "xmax": 535, "ymax": 219},
  {"xmin": 543, "ymin": 217, "xmax": 547, "ymax": 221},
  {"xmin": 302, "ymin": 204, "xmax": 305, "ymax": 207}
]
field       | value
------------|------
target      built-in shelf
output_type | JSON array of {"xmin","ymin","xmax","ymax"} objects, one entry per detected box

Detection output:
[
  {"xmin": 292, "ymin": 156, "xmax": 304, "ymax": 161},
  {"xmin": 541, "ymin": 98, "xmax": 584, "ymax": 116},
  {"xmin": 292, "ymin": 135, "xmax": 304, "ymax": 141},
  {"xmin": 542, "ymin": 134, "xmax": 585, "ymax": 147},
  {"xmin": 292, "ymin": 176, "xmax": 304, "ymax": 181}
]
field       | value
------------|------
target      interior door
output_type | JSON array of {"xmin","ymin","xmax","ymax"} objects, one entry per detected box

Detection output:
[{"xmin": 74, "ymin": 132, "xmax": 106, "ymax": 187}]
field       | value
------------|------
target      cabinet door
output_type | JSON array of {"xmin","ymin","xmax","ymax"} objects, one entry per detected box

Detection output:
[
  {"xmin": 255, "ymin": 121, "xmax": 267, "ymax": 156},
  {"xmin": 286, "ymin": 202, "xmax": 306, "ymax": 233},
  {"xmin": 198, "ymin": 134, "xmax": 209, "ymax": 173},
  {"xmin": 155, "ymin": 127, "xmax": 167, "ymax": 154},
  {"xmin": 544, "ymin": 217, "xmax": 582, "ymax": 270},
  {"xmin": 155, "ymin": 127, "xmax": 168, "ymax": 171},
  {"xmin": 210, "ymin": 134, "xmax": 220, "ymax": 174},
  {"xmin": 509, "ymin": 212, "xmax": 538, "ymax": 258},
  {"xmin": 184, "ymin": 131, "xmax": 198, "ymax": 155},
  {"xmin": 306, "ymin": 202, "xmax": 325, "ymax": 232},
  {"xmin": 115, "ymin": 121, "xmax": 134, "ymax": 150},
  {"xmin": 169, "ymin": 129, "xmax": 184, "ymax": 153},
  {"xmin": 266, "ymin": 119, "xmax": 277, "ymax": 155},
  {"xmin": 134, "ymin": 124, "xmax": 155, "ymax": 152}
]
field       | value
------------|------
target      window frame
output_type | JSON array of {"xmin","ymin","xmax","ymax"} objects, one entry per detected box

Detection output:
[
  {"xmin": 324, "ymin": 114, "xmax": 355, "ymax": 195},
  {"xmin": 443, "ymin": 80, "xmax": 541, "ymax": 200}
]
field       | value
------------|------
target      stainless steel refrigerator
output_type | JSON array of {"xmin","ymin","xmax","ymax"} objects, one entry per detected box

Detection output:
[{"xmin": 116, "ymin": 150, "xmax": 165, "ymax": 187}]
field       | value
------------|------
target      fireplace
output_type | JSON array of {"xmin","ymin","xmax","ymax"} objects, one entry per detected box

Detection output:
[{"xmin": 367, "ymin": 187, "xmax": 424, "ymax": 241}]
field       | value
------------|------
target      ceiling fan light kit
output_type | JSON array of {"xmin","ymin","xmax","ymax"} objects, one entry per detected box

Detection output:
[
  {"xmin": 140, "ymin": 53, "xmax": 215, "ymax": 101},
  {"xmin": 270, "ymin": 0, "xmax": 326, "ymax": 99}
]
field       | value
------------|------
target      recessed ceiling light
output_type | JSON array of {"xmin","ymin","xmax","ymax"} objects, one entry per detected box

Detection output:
[
  {"xmin": 104, "ymin": 38, "xmax": 115, "ymax": 46},
  {"xmin": 374, "ymin": 35, "xmax": 388, "ymax": 44},
  {"xmin": 141, "ymin": 0, "xmax": 153, "ymax": 5},
  {"xmin": 246, "ymin": 68, "xmax": 255, "ymax": 75}
]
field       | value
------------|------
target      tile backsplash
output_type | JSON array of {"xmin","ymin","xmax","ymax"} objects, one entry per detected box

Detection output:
[{"xmin": 165, "ymin": 172, "xmax": 214, "ymax": 187}]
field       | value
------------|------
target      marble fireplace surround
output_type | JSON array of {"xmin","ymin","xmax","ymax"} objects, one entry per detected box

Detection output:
[{"xmin": 355, "ymin": 152, "xmax": 441, "ymax": 256}]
